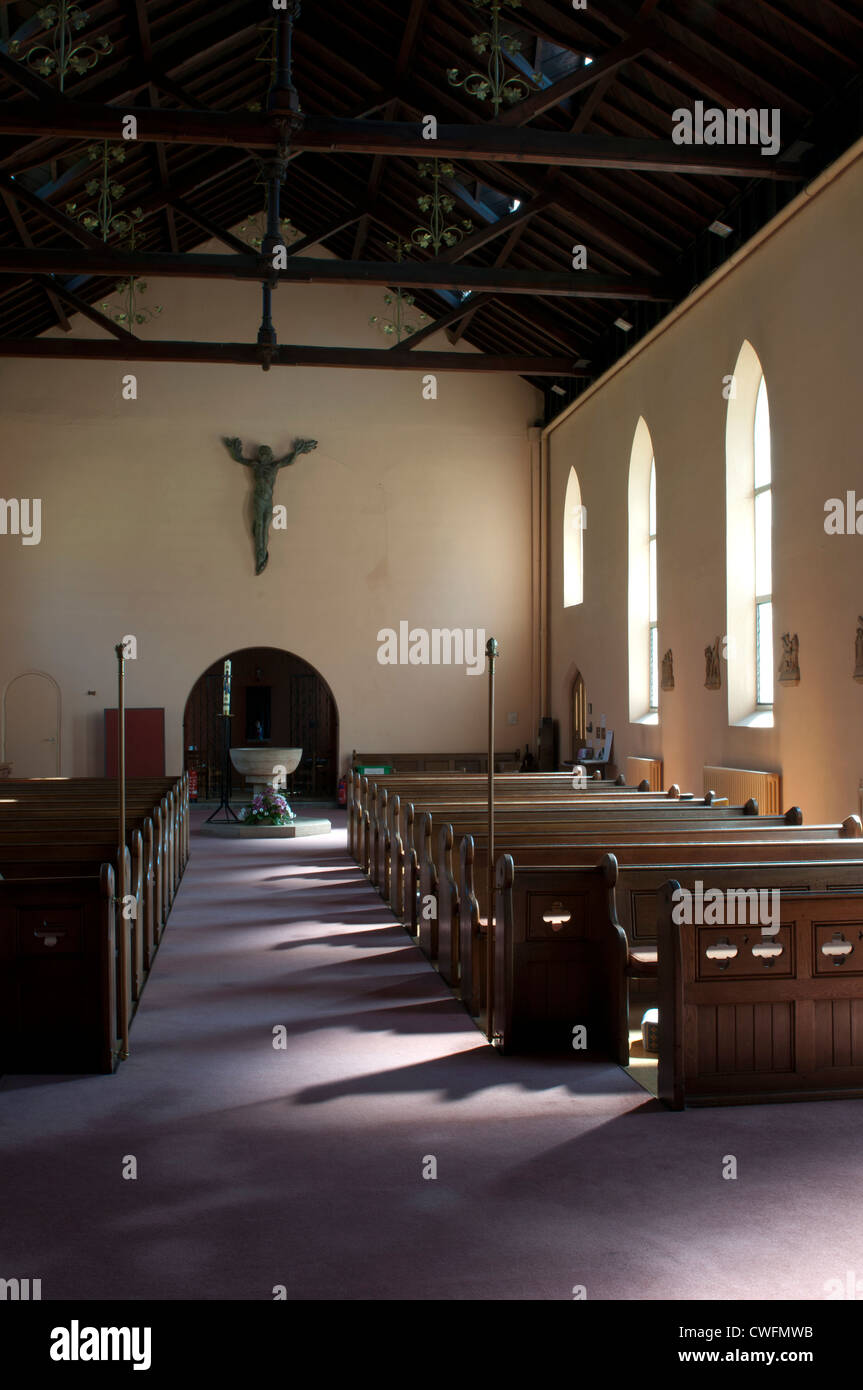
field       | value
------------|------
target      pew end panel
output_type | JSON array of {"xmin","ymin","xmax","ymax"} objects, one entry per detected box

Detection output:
[
  {"xmin": 492, "ymin": 855, "xmax": 623, "ymax": 1059},
  {"xmin": 436, "ymin": 822, "xmax": 460, "ymax": 987},
  {"xmin": 657, "ymin": 883, "xmax": 863, "ymax": 1108},
  {"xmin": 458, "ymin": 834, "xmax": 484, "ymax": 1016},
  {"xmin": 0, "ymin": 864, "xmax": 119, "ymax": 1075},
  {"xmin": 417, "ymin": 812, "xmax": 439, "ymax": 962}
]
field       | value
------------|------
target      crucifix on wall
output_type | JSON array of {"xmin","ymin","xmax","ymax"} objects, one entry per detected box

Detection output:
[{"xmin": 223, "ymin": 435, "xmax": 318, "ymax": 575}]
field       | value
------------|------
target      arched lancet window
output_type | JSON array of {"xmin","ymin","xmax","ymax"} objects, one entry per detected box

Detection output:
[
  {"xmin": 726, "ymin": 341, "xmax": 774, "ymax": 726},
  {"xmin": 563, "ymin": 466, "xmax": 584, "ymax": 607},
  {"xmin": 628, "ymin": 418, "xmax": 658, "ymax": 723},
  {"xmin": 649, "ymin": 457, "xmax": 658, "ymax": 712}
]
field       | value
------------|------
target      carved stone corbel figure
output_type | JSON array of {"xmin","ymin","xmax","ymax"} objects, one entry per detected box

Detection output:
[
  {"xmin": 661, "ymin": 649, "xmax": 675, "ymax": 691},
  {"xmin": 704, "ymin": 638, "xmax": 722, "ymax": 690},
  {"xmin": 778, "ymin": 632, "xmax": 800, "ymax": 685},
  {"xmin": 855, "ymin": 618, "xmax": 863, "ymax": 683}
]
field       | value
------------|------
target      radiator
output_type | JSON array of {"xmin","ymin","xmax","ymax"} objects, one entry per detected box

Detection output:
[
  {"xmin": 626, "ymin": 756, "xmax": 663, "ymax": 791},
  {"xmin": 703, "ymin": 765, "xmax": 781, "ymax": 815}
]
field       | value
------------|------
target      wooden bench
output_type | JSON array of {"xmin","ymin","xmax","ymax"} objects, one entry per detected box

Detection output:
[
  {"xmin": 360, "ymin": 780, "xmax": 705, "ymax": 888},
  {"xmin": 346, "ymin": 770, "xmax": 662, "ymax": 859},
  {"xmin": 491, "ymin": 854, "xmax": 863, "ymax": 1101},
  {"xmin": 352, "ymin": 750, "xmax": 521, "ymax": 773},
  {"xmin": 371, "ymin": 787, "xmax": 712, "ymax": 896},
  {"xmin": 657, "ymin": 879, "xmax": 863, "ymax": 1106},
  {"xmin": 408, "ymin": 805, "xmax": 807, "ymax": 963},
  {"xmin": 0, "ymin": 866, "xmax": 119, "ymax": 1074},
  {"xmin": 459, "ymin": 824, "xmax": 863, "ymax": 1019},
  {"xmin": 0, "ymin": 774, "xmax": 188, "ymax": 1072}
]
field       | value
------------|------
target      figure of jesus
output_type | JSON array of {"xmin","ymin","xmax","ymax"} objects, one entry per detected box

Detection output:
[{"xmin": 223, "ymin": 436, "xmax": 317, "ymax": 575}]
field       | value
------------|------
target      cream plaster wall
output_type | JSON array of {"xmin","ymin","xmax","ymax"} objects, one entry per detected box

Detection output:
[
  {"xmin": 0, "ymin": 236, "xmax": 541, "ymax": 775},
  {"xmin": 547, "ymin": 147, "xmax": 863, "ymax": 826}
]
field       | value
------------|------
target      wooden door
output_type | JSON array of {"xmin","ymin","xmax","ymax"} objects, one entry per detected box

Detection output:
[{"xmin": 3, "ymin": 671, "xmax": 60, "ymax": 776}]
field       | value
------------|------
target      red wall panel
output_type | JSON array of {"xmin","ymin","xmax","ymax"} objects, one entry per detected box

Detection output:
[{"xmin": 104, "ymin": 708, "xmax": 166, "ymax": 777}]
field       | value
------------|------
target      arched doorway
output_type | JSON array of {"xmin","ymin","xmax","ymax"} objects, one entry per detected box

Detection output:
[
  {"xmin": 183, "ymin": 647, "xmax": 339, "ymax": 803},
  {"xmin": 2, "ymin": 670, "xmax": 61, "ymax": 775},
  {"xmin": 570, "ymin": 670, "xmax": 587, "ymax": 759}
]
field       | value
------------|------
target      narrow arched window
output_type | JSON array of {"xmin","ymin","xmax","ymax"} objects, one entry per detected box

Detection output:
[
  {"xmin": 648, "ymin": 457, "xmax": 658, "ymax": 712},
  {"xmin": 628, "ymin": 418, "xmax": 658, "ymax": 724},
  {"xmin": 753, "ymin": 376, "xmax": 773, "ymax": 706},
  {"xmin": 726, "ymin": 342, "xmax": 774, "ymax": 726},
  {"xmin": 563, "ymin": 466, "xmax": 584, "ymax": 607}
]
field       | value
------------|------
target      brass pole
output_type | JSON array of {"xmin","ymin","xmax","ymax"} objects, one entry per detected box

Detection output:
[
  {"xmin": 486, "ymin": 637, "xmax": 499, "ymax": 1041},
  {"xmin": 115, "ymin": 642, "xmax": 130, "ymax": 1060}
]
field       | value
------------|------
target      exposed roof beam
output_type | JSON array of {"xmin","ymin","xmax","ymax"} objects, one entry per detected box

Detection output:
[
  {"xmin": 0, "ymin": 248, "xmax": 674, "ymax": 299},
  {"xmin": 520, "ymin": 0, "xmax": 809, "ymax": 116},
  {"xmin": 0, "ymin": 337, "xmax": 588, "ymax": 375},
  {"xmin": 0, "ymin": 188, "xmax": 70, "ymax": 331},
  {"xmin": 0, "ymin": 108, "xmax": 806, "ymax": 177},
  {"xmin": 496, "ymin": 33, "xmax": 648, "ymax": 127},
  {"xmin": 396, "ymin": 0, "xmax": 430, "ymax": 79},
  {"xmin": 0, "ymin": 170, "xmax": 107, "ymax": 250},
  {"xmin": 352, "ymin": 99, "xmax": 396, "ymax": 260},
  {"xmin": 398, "ymin": 294, "xmax": 492, "ymax": 349},
  {"xmin": 434, "ymin": 187, "xmax": 557, "ymax": 264},
  {"xmin": 169, "ymin": 195, "xmax": 256, "ymax": 254},
  {"xmin": 451, "ymin": 222, "xmax": 530, "ymax": 345},
  {"xmin": 41, "ymin": 278, "xmax": 139, "ymax": 342}
]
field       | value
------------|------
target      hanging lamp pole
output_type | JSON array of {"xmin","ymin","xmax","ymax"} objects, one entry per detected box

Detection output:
[
  {"xmin": 115, "ymin": 642, "xmax": 130, "ymax": 1061},
  {"xmin": 485, "ymin": 637, "xmax": 499, "ymax": 1041},
  {"xmin": 257, "ymin": 1, "xmax": 304, "ymax": 370}
]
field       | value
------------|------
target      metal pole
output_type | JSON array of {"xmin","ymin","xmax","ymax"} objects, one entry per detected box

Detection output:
[
  {"xmin": 115, "ymin": 642, "xmax": 129, "ymax": 1060},
  {"xmin": 486, "ymin": 637, "xmax": 498, "ymax": 1040}
]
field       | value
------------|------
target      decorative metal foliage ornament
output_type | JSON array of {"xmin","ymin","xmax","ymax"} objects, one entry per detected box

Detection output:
[
  {"xmin": 238, "ymin": 211, "xmax": 297, "ymax": 250},
  {"xmin": 99, "ymin": 269, "xmax": 163, "ymax": 328},
  {"xmin": 409, "ymin": 161, "xmax": 473, "ymax": 254},
  {"xmin": 66, "ymin": 144, "xmax": 161, "ymax": 327},
  {"xmin": 9, "ymin": 3, "xmax": 112, "ymax": 92},
  {"xmin": 369, "ymin": 239, "xmax": 431, "ymax": 344},
  {"xmin": 447, "ymin": 0, "xmax": 541, "ymax": 116},
  {"xmin": 65, "ymin": 144, "xmax": 143, "ymax": 244}
]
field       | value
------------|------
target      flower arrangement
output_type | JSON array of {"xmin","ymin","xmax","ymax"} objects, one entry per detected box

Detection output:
[{"xmin": 238, "ymin": 786, "xmax": 295, "ymax": 826}]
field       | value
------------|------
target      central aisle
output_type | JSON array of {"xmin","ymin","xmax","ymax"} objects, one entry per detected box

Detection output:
[{"xmin": 2, "ymin": 811, "xmax": 861, "ymax": 1301}]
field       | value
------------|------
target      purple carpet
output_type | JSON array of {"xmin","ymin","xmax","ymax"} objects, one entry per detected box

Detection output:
[{"xmin": 1, "ymin": 808, "xmax": 861, "ymax": 1301}]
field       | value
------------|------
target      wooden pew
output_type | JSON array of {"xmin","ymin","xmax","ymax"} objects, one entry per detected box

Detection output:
[
  {"xmin": 609, "ymin": 856, "xmax": 863, "ymax": 1070},
  {"xmin": 346, "ymin": 769, "xmax": 677, "ymax": 859},
  {"xmin": 370, "ymin": 786, "xmax": 712, "ymax": 896},
  {"xmin": 491, "ymin": 853, "xmax": 863, "ymax": 1095},
  {"xmin": 459, "ymin": 824, "xmax": 863, "ymax": 1019},
  {"xmin": 0, "ymin": 833, "xmax": 150, "ymax": 1000},
  {"xmin": 410, "ymin": 806, "xmax": 808, "ymax": 968},
  {"xmin": 364, "ymin": 781, "xmax": 709, "ymax": 890},
  {"xmin": 0, "ymin": 772, "xmax": 188, "ymax": 912},
  {"xmin": 0, "ymin": 865, "xmax": 119, "ymax": 1074},
  {"xmin": 0, "ymin": 773, "xmax": 188, "ymax": 1027},
  {"xmin": 656, "ymin": 878, "xmax": 863, "ymax": 1107},
  {"xmin": 346, "ymin": 769, "xmax": 668, "ymax": 859}
]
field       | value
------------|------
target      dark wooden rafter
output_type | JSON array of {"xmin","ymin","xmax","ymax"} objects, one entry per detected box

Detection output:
[
  {"xmin": 395, "ymin": 0, "xmax": 430, "ymax": 79},
  {"xmin": 0, "ymin": 188, "xmax": 70, "ymax": 332},
  {"xmin": 0, "ymin": 337, "xmax": 589, "ymax": 375},
  {"xmin": 0, "ymin": 247, "xmax": 674, "ymax": 299},
  {"xmin": 495, "ymin": 30, "xmax": 649, "ymax": 128},
  {"xmin": 352, "ymin": 98, "xmax": 397, "ymax": 260},
  {"xmin": 450, "ymin": 220, "xmax": 530, "ymax": 345},
  {"xmin": 0, "ymin": 107, "xmax": 807, "ymax": 178},
  {"xmin": 0, "ymin": 0, "xmax": 856, "ymax": 379}
]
